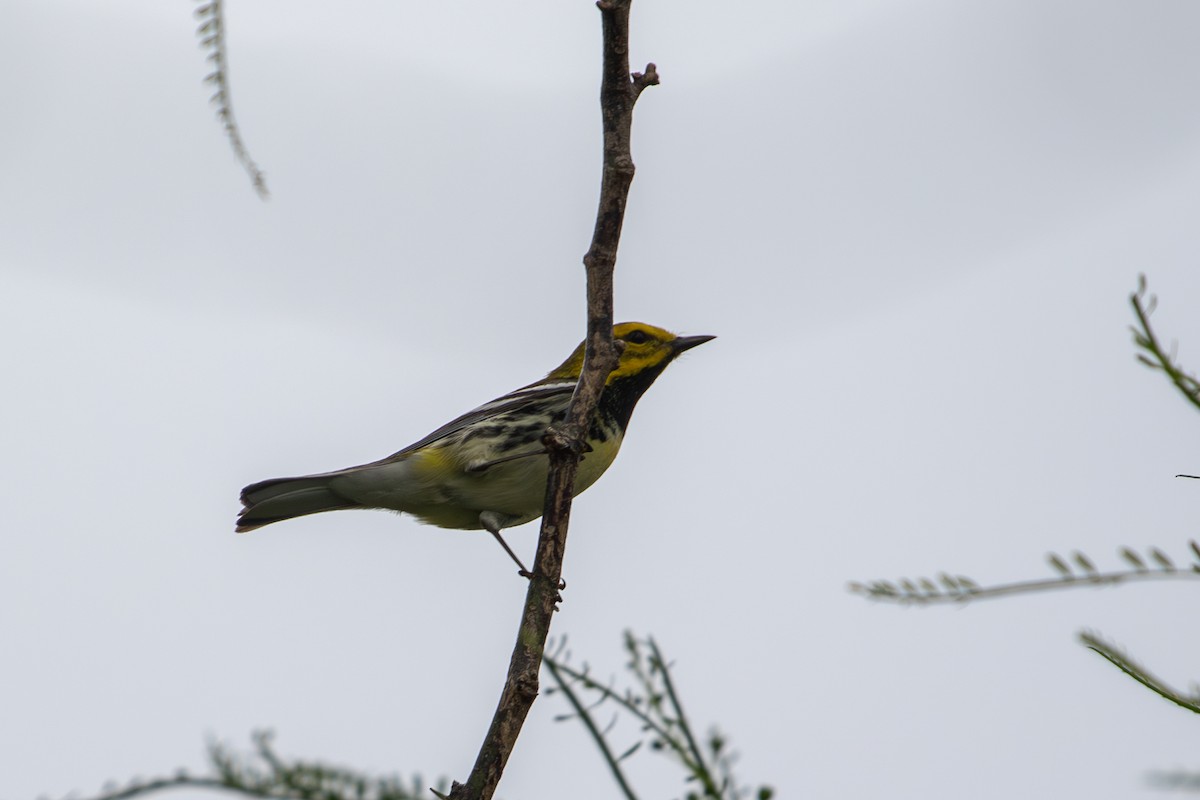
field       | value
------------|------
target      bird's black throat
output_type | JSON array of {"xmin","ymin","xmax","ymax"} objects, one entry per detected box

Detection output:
[{"xmin": 594, "ymin": 358, "xmax": 676, "ymax": 436}]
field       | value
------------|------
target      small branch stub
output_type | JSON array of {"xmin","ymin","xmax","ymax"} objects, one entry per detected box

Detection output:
[{"xmin": 632, "ymin": 62, "xmax": 659, "ymax": 98}]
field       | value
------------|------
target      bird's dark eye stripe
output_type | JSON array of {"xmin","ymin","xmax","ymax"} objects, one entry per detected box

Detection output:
[{"xmin": 625, "ymin": 330, "xmax": 650, "ymax": 344}]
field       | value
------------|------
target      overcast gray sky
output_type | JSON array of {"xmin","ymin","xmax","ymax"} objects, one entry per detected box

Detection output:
[{"xmin": 5, "ymin": 1, "xmax": 1200, "ymax": 798}]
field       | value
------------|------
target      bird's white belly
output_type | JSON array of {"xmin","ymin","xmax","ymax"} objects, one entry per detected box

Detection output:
[{"xmin": 330, "ymin": 431, "xmax": 623, "ymax": 530}]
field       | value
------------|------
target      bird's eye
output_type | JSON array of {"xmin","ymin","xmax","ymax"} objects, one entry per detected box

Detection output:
[{"xmin": 624, "ymin": 330, "xmax": 650, "ymax": 345}]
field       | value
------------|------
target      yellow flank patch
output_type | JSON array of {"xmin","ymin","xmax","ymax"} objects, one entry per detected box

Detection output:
[{"xmin": 411, "ymin": 445, "xmax": 459, "ymax": 479}]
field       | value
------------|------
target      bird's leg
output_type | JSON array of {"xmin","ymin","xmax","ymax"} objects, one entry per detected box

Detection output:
[
  {"xmin": 488, "ymin": 528, "xmax": 532, "ymax": 578},
  {"xmin": 479, "ymin": 511, "xmax": 532, "ymax": 578}
]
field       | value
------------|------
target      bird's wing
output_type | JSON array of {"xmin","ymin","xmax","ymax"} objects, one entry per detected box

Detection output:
[
  {"xmin": 378, "ymin": 380, "xmax": 578, "ymax": 462},
  {"xmin": 239, "ymin": 381, "xmax": 579, "ymax": 506}
]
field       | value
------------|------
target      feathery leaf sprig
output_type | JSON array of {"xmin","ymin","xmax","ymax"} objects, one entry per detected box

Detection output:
[
  {"xmin": 1131, "ymin": 275, "xmax": 1200, "ymax": 414},
  {"xmin": 849, "ymin": 542, "xmax": 1200, "ymax": 605},
  {"xmin": 194, "ymin": 0, "xmax": 268, "ymax": 198},
  {"xmin": 544, "ymin": 633, "xmax": 773, "ymax": 800},
  {"xmin": 67, "ymin": 731, "xmax": 435, "ymax": 800}
]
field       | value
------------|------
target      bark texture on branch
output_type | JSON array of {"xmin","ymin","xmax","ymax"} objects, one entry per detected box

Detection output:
[{"xmin": 445, "ymin": 3, "xmax": 656, "ymax": 799}]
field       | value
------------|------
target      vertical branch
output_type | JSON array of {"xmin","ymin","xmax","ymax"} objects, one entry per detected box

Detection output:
[{"xmin": 445, "ymin": 2, "xmax": 657, "ymax": 799}]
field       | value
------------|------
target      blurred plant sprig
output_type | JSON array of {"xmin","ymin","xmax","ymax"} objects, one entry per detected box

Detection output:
[
  {"xmin": 1131, "ymin": 274, "xmax": 1200, "ymax": 414},
  {"xmin": 66, "ymin": 731, "xmax": 435, "ymax": 800},
  {"xmin": 544, "ymin": 632, "xmax": 773, "ymax": 800},
  {"xmin": 849, "ymin": 542, "xmax": 1200, "ymax": 605}
]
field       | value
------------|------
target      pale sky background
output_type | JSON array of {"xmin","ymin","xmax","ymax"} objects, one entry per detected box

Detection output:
[{"xmin": 4, "ymin": 1, "xmax": 1200, "ymax": 798}]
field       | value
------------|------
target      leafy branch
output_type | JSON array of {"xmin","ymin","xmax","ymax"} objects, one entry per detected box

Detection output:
[
  {"xmin": 66, "ymin": 731, "xmax": 436, "ymax": 800},
  {"xmin": 853, "ymin": 278, "xmax": 1200, "ymax": 789},
  {"xmin": 1131, "ymin": 274, "xmax": 1200, "ymax": 414},
  {"xmin": 849, "ymin": 542, "xmax": 1200, "ymax": 605},
  {"xmin": 543, "ymin": 632, "xmax": 773, "ymax": 800},
  {"xmin": 194, "ymin": 0, "xmax": 268, "ymax": 198}
]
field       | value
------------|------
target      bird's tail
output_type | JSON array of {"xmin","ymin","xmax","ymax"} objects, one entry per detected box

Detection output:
[{"xmin": 236, "ymin": 473, "xmax": 359, "ymax": 532}]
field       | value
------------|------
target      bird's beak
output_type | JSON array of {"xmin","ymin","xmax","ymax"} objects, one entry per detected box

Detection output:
[{"xmin": 672, "ymin": 334, "xmax": 716, "ymax": 353}]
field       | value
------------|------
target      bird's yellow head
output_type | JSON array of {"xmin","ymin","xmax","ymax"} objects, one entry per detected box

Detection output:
[{"xmin": 546, "ymin": 322, "xmax": 715, "ymax": 384}]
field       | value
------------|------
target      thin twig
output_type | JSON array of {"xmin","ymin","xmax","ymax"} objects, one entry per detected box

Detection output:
[
  {"xmin": 1080, "ymin": 631, "xmax": 1200, "ymax": 715},
  {"xmin": 543, "ymin": 657, "xmax": 641, "ymax": 800},
  {"xmin": 447, "ymin": 3, "xmax": 654, "ymax": 799},
  {"xmin": 544, "ymin": 654, "xmax": 697, "ymax": 770},
  {"xmin": 648, "ymin": 638, "xmax": 722, "ymax": 798}
]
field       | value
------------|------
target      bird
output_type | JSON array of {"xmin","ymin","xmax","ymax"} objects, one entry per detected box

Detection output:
[{"xmin": 237, "ymin": 322, "xmax": 714, "ymax": 572}]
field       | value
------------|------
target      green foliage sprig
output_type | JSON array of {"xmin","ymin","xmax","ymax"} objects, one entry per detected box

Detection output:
[
  {"xmin": 1131, "ymin": 275, "xmax": 1200, "ymax": 414},
  {"xmin": 849, "ymin": 542, "xmax": 1200, "ymax": 605},
  {"xmin": 67, "ymin": 731, "xmax": 436, "ymax": 800},
  {"xmin": 851, "ymin": 278, "xmax": 1200, "ymax": 787},
  {"xmin": 543, "ymin": 632, "xmax": 773, "ymax": 800}
]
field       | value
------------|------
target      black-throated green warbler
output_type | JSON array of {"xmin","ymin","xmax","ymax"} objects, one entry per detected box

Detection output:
[{"xmin": 237, "ymin": 322, "xmax": 713, "ymax": 570}]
